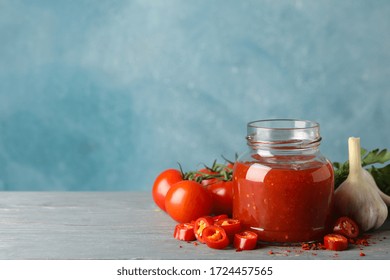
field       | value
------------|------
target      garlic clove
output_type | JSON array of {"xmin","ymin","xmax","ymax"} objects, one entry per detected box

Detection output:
[
  {"xmin": 379, "ymin": 190, "xmax": 390, "ymax": 206},
  {"xmin": 334, "ymin": 137, "xmax": 388, "ymax": 232},
  {"xmin": 360, "ymin": 170, "xmax": 388, "ymax": 229},
  {"xmin": 362, "ymin": 168, "xmax": 390, "ymax": 206}
]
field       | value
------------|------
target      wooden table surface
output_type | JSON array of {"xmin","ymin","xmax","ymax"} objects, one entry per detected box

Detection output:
[{"xmin": 0, "ymin": 192, "xmax": 389, "ymax": 260}]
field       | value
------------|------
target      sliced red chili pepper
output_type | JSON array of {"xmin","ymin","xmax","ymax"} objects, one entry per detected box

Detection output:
[
  {"xmin": 214, "ymin": 218, "xmax": 241, "ymax": 242},
  {"xmin": 234, "ymin": 231, "xmax": 258, "ymax": 251},
  {"xmin": 193, "ymin": 216, "xmax": 214, "ymax": 243},
  {"xmin": 202, "ymin": 225, "xmax": 230, "ymax": 250},
  {"xmin": 173, "ymin": 223, "xmax": 196, "ymax": 241},
  {"xmin": 324, "ymin": 234, "xmax": 348, "ymax": 251},
  {"xmin": 333, "ymin": 216, "xmax": 360, "ymax": 238},
  {"xmin": 212, "ymin": 214, "xmax": 229, "ymax": 223}
]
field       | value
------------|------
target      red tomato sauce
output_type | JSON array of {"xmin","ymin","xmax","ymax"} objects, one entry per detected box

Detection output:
[{"xmin": 233, "ymin": 160, "xmax": 334, "ymax": 243}]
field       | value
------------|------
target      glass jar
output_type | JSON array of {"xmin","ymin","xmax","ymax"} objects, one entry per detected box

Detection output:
[{"xmin": 233, "ymin": 119, "xmax": 334, "ymax": 244}]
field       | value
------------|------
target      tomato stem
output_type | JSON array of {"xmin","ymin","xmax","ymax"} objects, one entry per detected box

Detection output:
[
  {"xmin": 179, "ymin": 159, "xmax": 234, "ymax": 183},
  {"xmin": 221, "ymin": 154, "xmax": 236, "ymax": 165},
  {"xmin": 177, "ymin": 162, "xmax": 186, "ymax": 179}
]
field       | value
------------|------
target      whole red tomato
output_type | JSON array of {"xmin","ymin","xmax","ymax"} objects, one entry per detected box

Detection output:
[
  {"xmin": 165, "ymin": 180, "xmax": 213, "ymax": 223},
  {"xmin": 207, "ymin": 180, "xmax": 233, "ymax": 216},
  {"xmin": 152, "ymin": 169, "xmax": 183, "ymax": 212}
]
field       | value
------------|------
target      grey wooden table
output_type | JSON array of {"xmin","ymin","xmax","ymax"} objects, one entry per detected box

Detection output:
[{"xmin": 0, "ymin": 192, "xmax": 389, "ymax": 260}]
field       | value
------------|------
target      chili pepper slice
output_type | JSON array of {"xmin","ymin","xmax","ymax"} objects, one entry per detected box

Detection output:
[
  {"xmin": 202, "ymin": 225, "xmax": 230, "ymax": 250},
  {"xmin": 194, "ymin": 216, "xmax": 214, "ymax": 243},
  {"xmin": 234, "ymin": 231, "xmax": 258, "ymax": 251},
  {"xmin": 214, "ymin": 218, "xmax": 241, "ymax": 242},
  {"xmin": 212, "ymin": 214, "xmax": 229, "ymax": 223},
  {"xmin": 324, "ymin": 234, "xmax": 348, "ymax": 251},
  {"xmin": 173, "ymin": 223, "xmax": 196, "ymax": 241},
  {"xmin": 333, "ymin": 216, "xmax": 360, "ymax": 238}
]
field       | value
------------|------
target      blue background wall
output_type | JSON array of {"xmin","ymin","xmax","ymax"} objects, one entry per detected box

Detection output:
[{"xmin": 0, "ymin": 0, "xmax": 389, "ymax": 191}]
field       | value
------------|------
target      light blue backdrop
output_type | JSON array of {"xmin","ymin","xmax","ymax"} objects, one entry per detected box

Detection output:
[{"xmin": 0, "ymin": 0, "xmax": 389, "ymax": 191}]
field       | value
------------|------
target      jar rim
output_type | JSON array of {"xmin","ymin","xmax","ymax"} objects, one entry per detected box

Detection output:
[
  {"xmin": 246, "ymin": 119, "xmax": 321, "ymax": 148},
  {"xmin": 248, "ymin": 119, "xmax": 319, "ymax": 130}
]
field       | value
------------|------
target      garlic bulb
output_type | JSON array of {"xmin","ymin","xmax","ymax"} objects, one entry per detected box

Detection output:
[{"xmin": 334, "ymin": 137, "xmax": 388, "ymax": 232}]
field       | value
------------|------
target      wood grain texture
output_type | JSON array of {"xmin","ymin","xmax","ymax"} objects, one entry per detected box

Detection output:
[{"xmin": 0, "ymin": 192, "xmax": 389, "ymax": 260}]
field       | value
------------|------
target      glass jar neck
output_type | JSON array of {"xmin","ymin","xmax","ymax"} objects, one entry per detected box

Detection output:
[{"xmin": 246, "ymin": 119, "xmax": 321, "ymax": 154}]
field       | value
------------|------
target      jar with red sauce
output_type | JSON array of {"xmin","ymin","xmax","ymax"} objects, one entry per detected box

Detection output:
[{"xmin": 233, "ymin": 119, "xmax": 334, "ymax": 244}]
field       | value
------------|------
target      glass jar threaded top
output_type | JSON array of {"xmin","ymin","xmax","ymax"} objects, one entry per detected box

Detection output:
[{"xmin": 246, "ymin": 119, "xmax": 321, "ymax": 150}]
